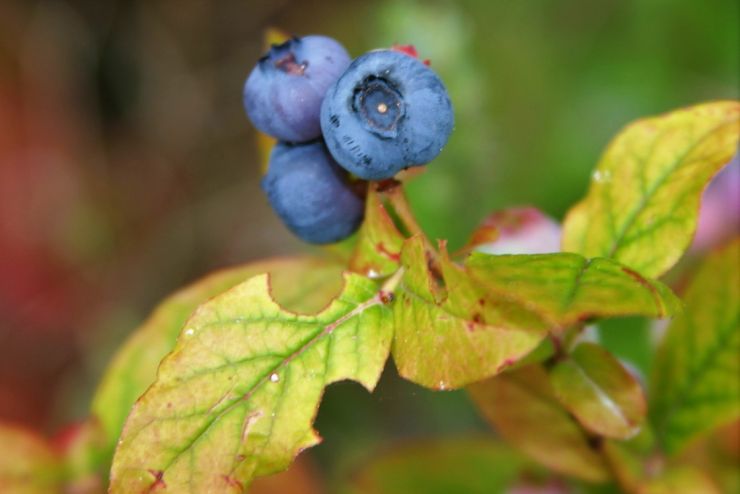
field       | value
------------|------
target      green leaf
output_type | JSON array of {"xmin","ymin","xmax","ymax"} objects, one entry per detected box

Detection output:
[
  {"xmin": 639, "ymin": 467, "xmax": 721, "ymax": 494},
  {"xmin": 550, "ymin": 343, "xmax": 646, "ymax": 439},
  {"xmin": 392, "ymin": 236, "xmax": 548, "ymax": 389},
  {"xmin": 468, "ymin": 365, "xmax": 610, "ymax": 483},
  {"xmin": 650, "ymin": 239, "xmax": 740, "ymax": 454},
  {"xmin": 465, "ymin": 252, "xmax": 681, "ymax": 329},
  {"xmin": 109, "ymin": 272, "xmax": 393, "ymax": 493},
  {"xmin": 345, "ymin": 438, "xmax": 532, "ymax": 494},
  {"xmin": 562, "ymin": 101, "xmax": 740, "ymax": 277},
  {"xmin": 0, "ymin": 424, "xmax": 62, "ymax": 494},
  {"xmin": 91, "ymin": 257, "xmax": 343, "ymax": 467},
  {"xmin": 349, "ymin": 184, "xmax": 405, "ymax": 278},
  {"xmin": 392, "ymin": 240, "xmax": 678, "ymax": 389}
]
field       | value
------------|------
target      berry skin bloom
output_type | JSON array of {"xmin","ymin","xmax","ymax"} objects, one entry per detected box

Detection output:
[
  {"xmin": 261, "ymin": 140, "xmax": 365, "ymax": 244},
  {"xmin": 244, "ymin": 35, "xmax": 351, "ymax": 143},
  {"xmin": 320, "ymin": 49, "xmax": 454, "ymax": 180}
]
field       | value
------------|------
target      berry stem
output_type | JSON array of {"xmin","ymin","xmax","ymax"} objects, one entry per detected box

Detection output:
[
  {"xmin": 383, "ymin": 182, "xmax": 425, "ymax": 238},
  {"xmin": 383, "ymin": 182, "xmax": 441, "ymax": 266},
  {"xmin": 594, "ymin": 439, "xmax": 642, "ymax": 493}
]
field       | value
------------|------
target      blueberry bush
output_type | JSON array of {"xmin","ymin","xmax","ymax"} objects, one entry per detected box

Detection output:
[{"xmin": 0, "ymin": 32, "xmax": 738, "ymax": 494}]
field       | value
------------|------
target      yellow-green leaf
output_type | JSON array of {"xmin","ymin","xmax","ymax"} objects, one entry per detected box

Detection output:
[
  {"xmin": 639, "ymin": 466, "xmax": 721, "ymax": 494},
  {"xmin": 651, "ymin": 239, "xmax": 740, "ymax": 455},
  {"xmin": 392, "ymin": 237, "xmax": 548, "ymax": 389},
  {"xmin": 465, "ymin": 252, "xmax": 681, "ymax": 330},
  {"xmin": 0, "ymin": 424, "xmax": 62, "ymax": 494},
  {"xmin": 551, "ymin": 343, "xmax": 646, "ymax": 439},
  {"xmin": 562, "ymin": 101, "xmax": 740, "ymax": 277},
  {"xmin": 110, "ymin": 272, "xmax": 393, "ymax": 493},
  {"xmin": 468, "ymin": 365, "xmax": 609, "ymax": 483},
  {"xmin": 91, "ymin": 257, "xmax": 343, "ymax": 469},
  {"xmin": 349, "ymin": 184, "xmax": 405, "ymax": 278}
]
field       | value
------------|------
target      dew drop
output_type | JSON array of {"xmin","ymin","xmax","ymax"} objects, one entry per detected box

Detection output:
[
  {"xmin": 269, "ymin": 373, "xmax": 280, "ymax": 383},
  {"xmin": 438, "ymin": 381, "xmax": 447, "ymax": 390},
  {"xmin": 184, "ymin": 328, "xmax": 195, "ymax": 336},
  {"xmin": 367, "ymin": 268, "xmax": 380, "ymax": 278},
  {"xmin": 592, "ymin": 170, "xmax": 612, "ymax": 183}
]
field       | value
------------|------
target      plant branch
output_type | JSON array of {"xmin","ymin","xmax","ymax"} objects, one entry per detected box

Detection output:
[
  {"xmin": 381, "ymin": 181, "xmax": 426, "ymax": 239},
  {"xmin": 594, "ymin": 439, "xmax": 641, "ymax": 494}
]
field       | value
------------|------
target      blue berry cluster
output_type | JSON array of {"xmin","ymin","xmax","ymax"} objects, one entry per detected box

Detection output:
[{"xmin": 244, "ymin": 35, "xmax": 453, "ymax": 244}]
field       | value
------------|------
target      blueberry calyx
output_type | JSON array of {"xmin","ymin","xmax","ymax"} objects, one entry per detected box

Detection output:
[
  {"xmin": 260, "ymin": 38, "xmax": 308, "ymax": 76},
  {"xmin": 352, "ymin": 76, "xmax": 404, "ymax": 138},
  {"xmin": 320, "ymin": 49, "xmax": 454, "ymax": 180}
]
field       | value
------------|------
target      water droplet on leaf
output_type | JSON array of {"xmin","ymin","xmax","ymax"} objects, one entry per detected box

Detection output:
[{"xmin": 592, "ymin": 170, "xmax": 612, "ymax": 183}]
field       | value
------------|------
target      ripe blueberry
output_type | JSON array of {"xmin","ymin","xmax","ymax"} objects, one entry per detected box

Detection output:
[
  {"xmin": 244, "ymin": 35, "xmax": 351, "ymax": 143},
  {"xmin": 320, "ymin": 49, "xmax": 454, "ymax": 180},
  {"xmin": 262, "ymin": 140, "xmax": 365, "ymax": 244}
]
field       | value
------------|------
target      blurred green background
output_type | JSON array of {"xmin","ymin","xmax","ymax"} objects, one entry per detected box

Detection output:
[{"xmin": 0, "ymin": 0, "xmax": 737, "ymax": 490}]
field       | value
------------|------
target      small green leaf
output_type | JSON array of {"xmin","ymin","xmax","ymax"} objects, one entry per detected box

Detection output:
[
  {"xmin": 91, "ymin": 257, "xmax": 343, "ymax": 467},
  {"xmin": 651, "ymin": 239, "xmax": 740, "ymax": 455},
  {"xmin": 345, "ymin": 438, "xmax": 532, "ymax": 494},
  {"xmin": 110, "ymin": 272, "xmax": 393, "ymax": 493},
  {"xmin": 550, "ymin": 343, "xmax": 646, "ymax": 439},
  {"xmin": 465, "ymin": 252, "xmax": 681, "ymax": 329},
  {"xmin": 0, "ymin": 424, "xmax": 62, "ymax": 494},
  {"xmin": 563, "ymin": 101, "xmax": 740, "ymax": 277},
  {"xmin": 468, "ymin": 365, "xmax": 610, "ymax": 483},
  {"xmin": 349, "ymin": 185, "xmax": 405, "ymax": 278},
  {"xmin": 392, "ymin": 236, "xmax": 548, "ymax": 389}
]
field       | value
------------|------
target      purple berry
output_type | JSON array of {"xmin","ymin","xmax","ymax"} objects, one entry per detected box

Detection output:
[
  {"xmin": 262, "ymin": 141, "xmax": 365, "ymax": 244},
  {"xmin": 244, "ymin": 35, "xmax": 351, "ymax": 143},
  {"xmin": 320, "ymin": 49, "xmax": 454, "ymax": 180}
]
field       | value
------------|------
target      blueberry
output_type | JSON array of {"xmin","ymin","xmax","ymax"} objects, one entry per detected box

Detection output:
[
  {"xmin": 262, "ymin": 140, "xmax": 365, "ymax": 244},
  {"xmin": 320, "ymin": 50, "xmax": 454, "ymax": 180},
  {"xmin": 244, "ymin": 35, "xmax": 351, "ymax": 143}
]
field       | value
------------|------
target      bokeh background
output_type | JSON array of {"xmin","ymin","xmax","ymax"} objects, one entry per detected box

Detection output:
[{"xmin": 0, "ymin": 0, "xmax": 737, "ymax": 489}]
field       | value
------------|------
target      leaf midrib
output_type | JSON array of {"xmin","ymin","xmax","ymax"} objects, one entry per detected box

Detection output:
[
  {"xmin": 570, "ymin": 363, "xmax": 634, "ymax": 435},
  {"xmin": 126, "ymin": 291, "xmax": 384, "ymax": 484},
  {"xmin": 605, "ymin": 118, "xmax": 736, "ymax": 259},
  {"xmin": 655, "ymin": 311, "xmax": 740, "ymax": 444}
]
